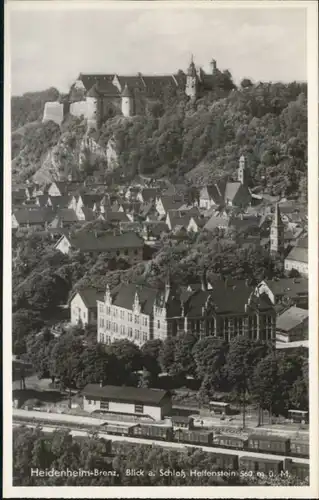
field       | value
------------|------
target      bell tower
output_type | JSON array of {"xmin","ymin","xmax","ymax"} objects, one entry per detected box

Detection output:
[
  {"xmin": 185, "ymin": 55, "xmax": 198, "ymax": 100},
  {"xmin": 238, "ymin": 155, "xmax": 248, "ymax": 185},
  {"xmin": 270, "ymin": 203, "xmax": 284, "ymax": 255}
]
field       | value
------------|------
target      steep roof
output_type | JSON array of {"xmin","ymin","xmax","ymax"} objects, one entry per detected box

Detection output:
[
  {"xmin": 13, "ymin": 208, "xmax": 55, "ymax": 225},
  {"xmin": 286, "ymin": 246, "xmax": 308, "ymax": 263},
  {"xmin": 121, "ymin": 83, "xmax": 132, "ymax": 98},
  {"xmin": 158, "ymin": 195, "xmax": 184, "ymax": 212},
  {"xmin": 104, "ymin": 211, "xmax": 130, "ymax": 223},
  {"xmin": 82, "ymin": 384, "xmax": 169, "ymax": 405},
  {"xmin": 68, "ymin": 231, "xmax": 144, "ymax": 252},
  {"xmin": 204, "ymin": 214, "xmax": 230, "ymax": 231},
  {"xmin": 80, "ymin": 194, "xmax": 104, "ymax": 208},
  {"xmin": 71, "ymin": 288, "xmax": 104, "ymax": 308},
  {"xmin": 51, "ymin": 209, "xmax": 78, "ymax": 224},
  {"xmin": 277, "ymin": 306, "xmax": 308, "ymax": 332},
  {"xmin": 110, "ymin": 283, "xmax": 159, "ymax": 314},
  {"xmin": 183, "ymin": 282, "xmax": 273, "ymax": 317},
  {"xmin": 140, "ymin": 188, "xmax": 160, "ymax": 202},
  {"xmin": 49, "ymin": 195, "xmax": 71, "ymax": 209},
  {"xmin": 262, "ymin": 278, "xmax": 308, "ymax": 298},
  {"xmin": 224, "ymin": 182, "xmax": 242, "ymax": 202},
  {"xmin": 78, "ymin": 74, "xmax": 115, "ymax": 91}
]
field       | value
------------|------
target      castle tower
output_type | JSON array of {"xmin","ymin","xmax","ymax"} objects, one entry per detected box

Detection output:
[
  {"xmin": 185, "ymin": 55, "xmax": 198, "ymax": 100},
  {"xmin": 238, "ymin": 155, "xmax": 248, "ymax": 185},
  {"xmin": 270, "ymin": 203, "xmax": 284, "ymax": 255},
  {"xmin": 210, "ymin": 58, "xmax": 217, "ymax": 75},
  {"xmin": 121, "ymin": 83, "xmax": 133, "ymax": 118},
  {"xmin": 86, "ymin": 83, "xmax": 100, "ymax": 129}
]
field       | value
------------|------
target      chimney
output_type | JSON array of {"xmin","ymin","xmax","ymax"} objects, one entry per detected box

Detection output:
[
  {"xmin": 99, "ymin": 380, "xmax": 103, "ymax": 388},
  {"xmin": 210, "ymin": 59, "xmax": 217, "ymax": 74}
]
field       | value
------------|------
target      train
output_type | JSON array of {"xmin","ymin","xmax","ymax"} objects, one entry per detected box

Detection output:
[{"xmin": 12, "ymin": 410, "xmax": 309, "ymax": 460}]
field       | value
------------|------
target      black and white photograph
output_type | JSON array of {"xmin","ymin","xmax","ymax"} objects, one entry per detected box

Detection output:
[{"xmin": 4, "ymin": 0, "xmax": 318, "ymax": 497}]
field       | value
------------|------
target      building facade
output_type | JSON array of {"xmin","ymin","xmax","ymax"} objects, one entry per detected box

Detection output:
[{"xmin": 82, "ymin": 384, "xmax": 172, "ymax": 420}]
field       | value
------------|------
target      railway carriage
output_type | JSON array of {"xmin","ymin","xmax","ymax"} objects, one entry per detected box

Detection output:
[
  {"xmin": 175, "ymin": 428, "xmax": 214, "ymax": 446},
  {"xmin": 290, "ymin": 439, "xmax": 309, "ymax": 458},
  {"xmin": 132, "ymin": 423, "xmax": 173, "ymax": 441},
  {"xmin": 212, "ymin": 452, "xmax": 239, "ymax": 471},
  {"xmin": 100, "ymin": 423, "xmax": 136, "ymax": 436},
  {"xmin": 248, "ymin": 434, "xmax": 290, "ymax": 455},
  {"xmin": 239, "ymin": 456, "xmax": 284, "ymax": 475},
  {"xmin": 214, "ymin": 434, "xmax": 248, "ymax": 450}
]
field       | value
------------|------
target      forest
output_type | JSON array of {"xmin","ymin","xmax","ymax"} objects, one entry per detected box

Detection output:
[{"xmin": 13, "ymin": 426, "xmax": 307, "ymax": 486}]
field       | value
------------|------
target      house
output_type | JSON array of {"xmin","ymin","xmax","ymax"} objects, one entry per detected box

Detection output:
[
  {"xmin": 187, "ymin": 216, "xmax": 208, "ymax": 233},
  {"xmin": 100, "ymin": 211, "xmax": 130, "ymax": 224},
  {"xmin": 276, "ymin": 306, "xmax": 308, "ymax": 343},
  {"xmin": 47, "ymin": 195, "xmax": 71, "ymax": 210},
  {"xmin": 76, "ymin": 207, "xmax": 96, "ymax": 221},
  {"xmin": 82, "ymin": 384, "xmax": 172, "ymax": 420},
  {"xmin": 49, "ymin": 209, "xmax": 79, "ymax": 229},
  {"xmin": 69, "ymin": 288, "xmax": 103, "ymax": 326},
  {"xmin": 12, "ymin": 208, "xmax": 55, "ymax": 229},
  {"xmin": 166, "ymin": 211, "xmax": 193, "ymax": 231},
  {"xmin": 142, "ymin": 221, "xmax": 169, "ymax": 243},
  {"xmin": 55, "ymin": 231, "xmax": 144, "ymax": 262},
  {"xmin": 48, "ymin": 181, "xmax": 83, "ymax": 198},
  {"xmin": 256, "ymin": 278, "xmax": 308, "ymax": 310},
  {"xmin": 155, "ymin": 195, "xmax": 184, "ymax": 217},
  {"xmin": 137, "ymin": 188, "xmax": 160, "ymax": 204},
  {"xmin": 203, "ymin": 213, "xmax": 230, "ymax": 232},
  {"xmin": 12, "ymin": 189, "xmax": 26, "ymax": 207},
  {"xmin": 285, "ymin": 237, "xmax": 308, "ymax": 277}
]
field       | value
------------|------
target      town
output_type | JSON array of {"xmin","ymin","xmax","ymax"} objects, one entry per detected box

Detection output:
[{"xmin": 11, "ymin": 54, "xmax": 309, "ymax": 486}]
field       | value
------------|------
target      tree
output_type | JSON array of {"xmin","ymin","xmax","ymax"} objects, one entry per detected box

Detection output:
[
  {"xmin": 192, "ymin": 338, "xmax": 228, "ymax": 401},
  {"xmin": 159, "ymin": 336, "xmax": 177, "ymax": 375},
  {"xmin": 250, "ymin": 354, "xmax": 279, "ymax": 425},
  {"xmin": 106, "ymin": 339, "xmax": 143, "ymax": 383},
  {"xmin": 240, "ymin": 78, "xmax": 253, "ymax": 89},
  {"xmin": 141, "ymin": 339, "xmax": 163, "ymax": 380},
  {"xmin": 49, "ymin": 333, "xmax": 84, "ymax": 405}
]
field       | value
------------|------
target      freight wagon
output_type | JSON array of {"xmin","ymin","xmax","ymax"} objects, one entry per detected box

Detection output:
[
  {"xmin": 248, "ymin": 434, "xmax": 290, "ymax": 455},
  {"xmin": 212, "ymin": 452, "xmax": 239, "ymax": 471},
  {"xmin": 290, "ymin": 440, "xmax": 309, "ymax": 458},
  {"xmin": 285, "ymin": 459, "xmax": 309, "ymax": 482},
  {"xmin": 239, "ymin": 456, "xmax": 284, "ymax": 475},
  {"xmin": 214, "ymin": 434, "xmax": 248, "ymax": 450},
  {"xmin": 175, "ymin": 428, "xmax": 214, "ymax": 446},
  {"xmin": 132, "ymin": 424, "xmax": 173, "ymax": 441},
  {"xmin": 100, "ymin": 423, "xmax": 136, "ymax": 436}
]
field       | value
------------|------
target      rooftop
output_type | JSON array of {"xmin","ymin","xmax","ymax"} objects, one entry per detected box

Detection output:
[
  {"xmin": 276, "ymin": 306, "xmax": 308, "ymax": 332},
  {"xmin": 82, "ymin": 384, "xmax": 169, "ymax": 405}
]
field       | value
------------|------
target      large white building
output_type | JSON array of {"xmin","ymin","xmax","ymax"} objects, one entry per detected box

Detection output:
[{"xmin": 82, "ymin": 384, "xmax": 172, "ymax": 421}]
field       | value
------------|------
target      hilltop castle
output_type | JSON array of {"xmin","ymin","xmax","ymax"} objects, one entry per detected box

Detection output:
[{"xmin": 43, "ymin": 57, "xmax": 223, "ymax": 128}]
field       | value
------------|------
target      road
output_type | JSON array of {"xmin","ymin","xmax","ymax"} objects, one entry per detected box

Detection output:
[{"xmin": 12, "ymin": 421, "xmax": 308, "ymax": 465}]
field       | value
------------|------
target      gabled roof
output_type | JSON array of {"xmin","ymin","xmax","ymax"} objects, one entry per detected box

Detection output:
[
  {"xmin": 204, "ymin": 214, "xmax": 230, "ymax": 232},
  {"xmin": 262, "ymin": 278, "xmax": 308, "ymax": 298},
  {"xmin": 276, "ymin": 306, "xmax": 308, "ymax": 332},
  {"xmin": 82, "ymin": 384, "xmax": 169, "ymax": 405},
  {"xmin": 104, "ymin": 211, "xmax": 130, "ymax": 223},
  {"xmin": 157, "ymin": 195, "xmax": 184, "ymax": 212},
  {"xmin": 110, "ymin": 283, "xmax": 160, "ymax": 314},
  {"xmin": 13, "ymin": 208, "xmax": 55, "ymax": 225},
  {"xmin": 224, "ymin": 182, "xmax": 242, "ymax": 203},
  {"xmin": 51, "ymin": 209, "xmax": 78, "ymax": 224},
  {"xmin": 78, "ymin": 74, "xmax": 115, "ymax": 91},
  {"xmin": 66, "ymin": 231, "xmax": 144, "ymax": 252},
  {"xmin": 286, "ymin": 246, "xmax": 308, "ymax": 263},
  {"xmin": 80, "ymin": 194, "xmax": 104, "ymax": 208},
  {"xmin": 49, "ymin": 195, "xmax": 71, "ymax": 209},
  {"xmin": 80, "ymin": 208, "xmax": 96, "ymax": 221},
  {"xmin": 70, "ymin": 288, "xmax": 104, "ymax": 308},
  {"xmin": 139, "ymin": 188, "xmax": 160, "ymax": 202}
]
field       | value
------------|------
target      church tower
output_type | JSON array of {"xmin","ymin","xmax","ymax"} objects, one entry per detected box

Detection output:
[
  {"xmin": 185, "ymin": 55, "xmax": 198, "ymax": 100},
  {"xmin": 238, "ymin": 155, "xmax": 248, "ymax": 185},
  {"xmin": 270, "ymin": 203, "xmax": 284, "ymax": 255},
  {"xmin": 121, "ymin": 83, "xmax": 133, "ymax": 117}
]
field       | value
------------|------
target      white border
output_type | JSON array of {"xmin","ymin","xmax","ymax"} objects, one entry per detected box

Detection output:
[{"xmin": 3, "ymin": 1, "xmax": 319, "ymax": 498}]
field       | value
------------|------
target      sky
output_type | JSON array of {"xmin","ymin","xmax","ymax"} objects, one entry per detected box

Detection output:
[{"xmin": 9, "ymin": 4, "xmax": 307, "ymax": 96}]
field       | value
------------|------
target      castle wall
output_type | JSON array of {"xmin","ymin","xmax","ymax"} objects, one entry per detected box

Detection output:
[
  {"xmin": 70, "ymin": 100, "xmax": 88, "ymax": 119},
  {"xmin": 42, "ymin": 102, "xmax": 64, "ymax": 126}
]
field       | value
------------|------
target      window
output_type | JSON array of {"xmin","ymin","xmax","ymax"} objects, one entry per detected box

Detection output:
[
  {"xmin": 135, "ymin": 315, "xmax": 139, "ymax": 324},
  {"xmin": 116, "ymin": 250, "xmax": 120, "ymax": 256},
  {"xmin": 143, "ymin": 332, "xmax": 148, "ymax": 342},
  {"xmin": 134, "ymin": 249, "xmax": 138, "ymax": 255},
  {"xmin": 135, "ymin": 330, "xmax": 140, "ymax": 340},
  {"xmin": 87, "ymin": 399, "xmax": 92, "ymax": 405},
  {"xmin": 157, "ymin": 320, "xmax": 160, "ymax": 329},
  {"xmin": 121, "ymin": 325, "xmax": 125, "ymax": 335},
  {"xmin": 120, "ymin": 310, "xmax": 124, "ymax": 319},
  {"xmin": 135, "ymin": 404, "xmax": 144, "ymax": 413},
  {"xmin": 106, "ymin": 306, "xmax": 110, "ymax": 315},
  {"xmin": 128, "ymin": 313, "xmax": 133, "ymax": 322},
  {"xmin": 124, "ymin": 249, "xmax": 129, "ymax": 256},
  {"xmin": 101, "ymin": 401, "xmax": 109, "ymax": 410},
  {"xmin": 128, "ymin": 327, "xmax": 133, "ymax": 338},
  {"xmin": 99, "ymin": 303, "xmax": 104, "ymax": 313},
  {"xmin": 115, "ymin": 323, "xmax": 118, "ymax": 333}
]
